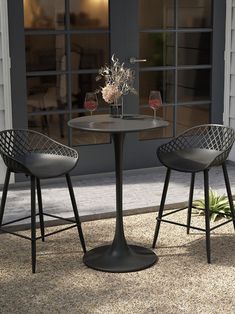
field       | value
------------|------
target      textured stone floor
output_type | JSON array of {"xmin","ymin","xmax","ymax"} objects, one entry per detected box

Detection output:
[
  {"xmin": 0, "ymin": 211, "xmax": 234, "ymax": 314},
  {"xmin": 1, "ymin": 163, "xmax": 235, "ymax": 226}
]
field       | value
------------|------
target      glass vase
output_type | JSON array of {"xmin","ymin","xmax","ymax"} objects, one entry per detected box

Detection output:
[{"xmin": 110, "ymin": 96, "xmax": 123, "ymax": 118}]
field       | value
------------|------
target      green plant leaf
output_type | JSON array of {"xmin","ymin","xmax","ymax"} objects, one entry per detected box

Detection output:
[{"xmin": 192, "ymin": 188, "xmax": 233, "ymax": 222}]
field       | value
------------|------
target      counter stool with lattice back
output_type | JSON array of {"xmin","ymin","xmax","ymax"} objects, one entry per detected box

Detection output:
[
  {"xmin": 152, "ymin": 124, "xmax": 235, "ymax": 263},
  {"xmin": 0, "ymin": 129, "xmax": 86, "ymax": 273}
]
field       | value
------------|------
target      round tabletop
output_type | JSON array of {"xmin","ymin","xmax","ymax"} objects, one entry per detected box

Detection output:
[{"xmin": 68, "ymin": 114, "xmax": 168, "ymax": 133}]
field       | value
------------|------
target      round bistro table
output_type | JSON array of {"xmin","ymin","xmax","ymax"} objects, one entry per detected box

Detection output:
[{"xmin": 68, "ymin": 114, "xmax": 168, "ymax": 272}]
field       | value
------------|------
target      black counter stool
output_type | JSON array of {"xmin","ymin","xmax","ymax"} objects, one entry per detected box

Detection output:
[
  {"xmin": 152, "ymin": 124, "xmax": 235, "ymax": 263},
  {"xmin": 0, "ymin": 129, "xmax": 86, "ymax": 273}
]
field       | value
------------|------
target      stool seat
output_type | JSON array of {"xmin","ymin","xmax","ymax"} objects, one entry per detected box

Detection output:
[
  {"xmin": 158, "ymin": 148, "xmax": 222, "ymax": 173},
  {"xmin": 22, "ymin": 153, "xmax": 77, "ymax": 179}
]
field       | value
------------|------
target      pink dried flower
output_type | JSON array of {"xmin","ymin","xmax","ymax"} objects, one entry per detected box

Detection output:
[{"xmin": 101, "ymin": 84, "xmax": 121, "ymax": 104}]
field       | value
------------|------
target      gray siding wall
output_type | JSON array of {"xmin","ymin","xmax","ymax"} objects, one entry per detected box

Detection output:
[
  {"xmin": 225, "ymin": 0, "xmax": 235, "ymax": 160},
  {"xmin": 0, "ymin": 0, "xmax": 12, "ymax": 183}
]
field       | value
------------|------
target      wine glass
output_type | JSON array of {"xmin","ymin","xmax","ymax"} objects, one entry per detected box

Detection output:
[
  {"xmin": 84, "ymin": 92, "xmax": 98, "ymax": 115},
  {"xmin": 148, "ymin": 90, "xmax": 162, "ymax": 120}
]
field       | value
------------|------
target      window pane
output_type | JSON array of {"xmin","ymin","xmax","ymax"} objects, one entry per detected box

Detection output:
[
  {"xmin": 176, "ymin": 104, "xmax": 210, "ymax": 135},
  {"xmin": 178, "ymin": 0, "xmax": 212, "ymax": 28},
  {"xmin": 25, "ymin": 35, "xmax": 66, "ymax": 72},
  {"xmin": 28, "ymin": 113, "xmax": 69, "ymax": 145},
  {"xmin": 139, "ymin": 71, "xmax": 175, "ymax": 106},
  {"xmin": 139, "ymin": 105, "xmax": 173, "ymax": 140},
  {"xmin": 71, "ymin": 34, "xmax": 109, "ymax": 70},
  {"xmin": 178, "ymin": 33, "xmax": 211, "ymax": 66},
  {"xmin": 140, "ymin": 33, "xmax": 175, "ymax": 67},
  {"xmin": 70, "ymin": 0, "xmax": 109, "ymax": 29},
  {"xmin": 23, "ymin": 0, "xmax": 65, "ymax": 30},
  {"xmin": 177, "ymin": 69, "xmax": 211, "ymax": 103},
  {"xmin": 71, "ymin": 113, "xmax": 110, "ymax": 146},
  {"xmin": 139, "ymin": 0, "xmax": 175, "ymax": 29},
  {"xmin": 27, "ymin": 76, "xmax": 68, "ymax": 114},
  {"xmin": 71, "ymin": 74, "xmax": 108, "ymax": 111}
]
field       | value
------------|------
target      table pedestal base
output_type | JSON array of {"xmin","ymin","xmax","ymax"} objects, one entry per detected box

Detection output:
[{"xmin": 83, "ymin": 244, "xmax": 157, "ymax": 272}]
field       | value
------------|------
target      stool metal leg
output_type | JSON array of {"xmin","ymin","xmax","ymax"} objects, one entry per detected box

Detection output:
[
  {"xmin": 222, "ymin": 163, "xmax": 235, "ymax": 230},
  {"xmin": 36, "ymin": 178, "xmax": 45, "ymax": 242},
  {"xmin": 0, "ymin": 168, "xmax": 11, "ymax": 226},
  {"xmin": 152, "ymin": 168, "xmax": 171, "ymax": 248},
  {"xmin": 204, "ymin": 169, "xmax": 211, "ymax": 264},
  {"xmin": 31, "ymin": 176, "xmax": 36, "ymax": 273},
  {"xmin": 187, "ymin": 172, "xmax": 195, "ymax": 234},
  {"xmin": 66, "ymin": 174, "xmax": 86, "ymax": 253}
]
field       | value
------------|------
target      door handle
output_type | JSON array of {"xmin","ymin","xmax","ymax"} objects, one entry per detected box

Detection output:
[{"xmin": 129, "ymin": 57, "xmax": 147, "ymax": 64}]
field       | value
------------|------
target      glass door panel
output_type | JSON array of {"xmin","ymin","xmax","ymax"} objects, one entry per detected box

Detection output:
[
  {"xmin": 177, "ymin": 69, "xmax": 211, "ymax": 102},
  {"xmin": 176, "ymin": 104, "xmax": 210, "ymax": 134},
  {"xmin": 23, "ymin": 0, "xmax": 65, "ymax": 30},
  {"xmin": 178, "ymin": 0, "xmax": 212, "ymax": 28},
  {"xmin": 24, "ymin": 0, "xmax": 110, "ymax": 147},
  {"xmin": 25, "ymin": 35, "xmax": 66, "ymax": 72},
  {"xmin": 9, "ymin": 0, "xmax": 224, "ymax": 177},
  {"xmin": 139, "ymin": 0, "xmax": 175, "ymax": 29},
  {"xmin": 70, "ymin": 0, "xmax": 109, "ymax": 30},
  {"xmin": 138, "ymin": 0, "xmax": 212, "ymax": 141},
  {"xmin": 177, "ymin": 32, "xmax": 211, "ymax": 66},
  {"xmin": 139, "ymin": 33, "xmax": 175, "ymax": 67}
]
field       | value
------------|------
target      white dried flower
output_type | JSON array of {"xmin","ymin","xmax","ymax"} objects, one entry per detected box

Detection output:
[{"xmin": 96, "ymin": 55, "xmax": 137, "ymax": 104}]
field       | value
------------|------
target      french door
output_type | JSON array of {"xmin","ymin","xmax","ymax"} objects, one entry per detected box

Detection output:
[{"xmin": 8, "ymin": 0, "xmax": 225, "ymax": 179}]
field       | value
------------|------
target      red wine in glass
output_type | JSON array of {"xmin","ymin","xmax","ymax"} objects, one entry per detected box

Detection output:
[
  {"xmin": 148, "ymin": 91, "xmax": 162, "ymax": 120},
  {"xmin": 84, "ymin": 92, "xmax": 98, "ymax": 115}
]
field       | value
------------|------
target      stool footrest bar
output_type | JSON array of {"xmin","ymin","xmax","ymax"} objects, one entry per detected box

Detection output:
[
  {"xmin": 36, "ymin": 223, "xmax": 77, "ymax": 240},
  {"xmin": 162, "ymin": 206, "xmax": 188, "ymax": 217},
  {"xmin": 43, "ymin": 213, "xmax": 77, "ymax": 224},
  {"xmin": 158, "ymin": 218, "xmax": 206, "ymax": 232},
  {"xmin": 0, "ymin": 228, "xmax": 31, "ymax": 240}
]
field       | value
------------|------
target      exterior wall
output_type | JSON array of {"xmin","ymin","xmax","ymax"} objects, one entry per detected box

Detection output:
[
  {"xmin": 0, "ymin": 0, "xmax": 13, "ymax": 183},
  {"xmin": 225, "ymin": 0, "xmax": 235, "ymax": 160},
  {"xmin": 0, "ymin": 1, "xmax": 233, "ymax": 182}
]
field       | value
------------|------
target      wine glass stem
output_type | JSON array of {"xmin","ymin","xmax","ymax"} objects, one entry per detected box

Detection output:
[
  {"xmin": 90, "ymin": 111, "xmax": 93, "ymax": 116},
  {"xmin": 153, "ymin": 109, "xmax": 156, "ymax": 120}
]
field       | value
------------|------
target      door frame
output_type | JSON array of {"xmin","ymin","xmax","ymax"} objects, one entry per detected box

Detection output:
[{"xmin": 7, "ymin": 0, "xmax": 226, "ymax": 180}]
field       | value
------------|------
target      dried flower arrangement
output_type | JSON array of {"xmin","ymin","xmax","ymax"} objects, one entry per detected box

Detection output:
[{"xmin": 96, "ymin": 55, "xmax": 136, "ymax": 104}]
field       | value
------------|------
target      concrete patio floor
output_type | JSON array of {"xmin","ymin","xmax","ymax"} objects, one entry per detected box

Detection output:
[{"xmin": 1, "ymin": 162, "xmax": 235, "ymax": 227}]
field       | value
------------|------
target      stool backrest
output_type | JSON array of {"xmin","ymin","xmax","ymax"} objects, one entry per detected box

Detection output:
[
  {"xmin": 158, "ymin": 124, "xmax": 235, "ymax": 166},
  {"xmin": 0, "ymin": 129, "xmax": 78, "ymax": 172}
]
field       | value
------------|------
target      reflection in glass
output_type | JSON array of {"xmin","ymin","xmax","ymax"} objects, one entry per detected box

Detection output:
[
  {"xmin": 139, "ymin": 71, "xmax": 175, "ymax": 106},
  {"xmin": 26, "ymin": 76, "xmax": 67, "ymax": 114},
  {"xmin": 139, "ymin": 0, "xmax": 175, "ymax": 29},
  {"xmin": 70, "ymin": 0, "xmax": 109, "ymax": 29},
  {"xmin": 71, "ymin": 34, "xmax": 109, "ymax": 69},
  {"xmin": 176, "ymin": 104, "xmax": 210, "ymax": 135},
  {"xmin": 178, "ymin": 0, "xmax": 212, "ymax": 28},
  {"xmin": 139, "ymin": 105, "xmax": 173, "ymax": 140},
  {"xmin": 71, "ymin": 113, "xmax": 110, "ymax": 146},
  {"xmin": 140, "ymin": 33, "xmax": 175, "ymax": 67},
  {"xmin": 72, "ymin": 73, "xmax": 107, "ymax": 111},
  {"xmin": 28, "ymin": 113, "xmax": 69, "ymax": 145},
  {"xmin": 23, "ymin": 0, "xmax": 65, "ymax": 30},
  {"xmin": 178, "ymin": 69, "xmax": 211, "ymax": 103},
  {"xmin": 84, "ymin": 92, "xmax": 98, "ymax": 115},
  {"xmin": 148, "ymin": 90, "xmax": 162, "ymax": 120},
  {"xmin": 178, "ymin": 33, "xmax": 211, "ymax": 66},
  {"xmin": 25, "ymin": 35, "xmax": 66, "ymax": 72}
]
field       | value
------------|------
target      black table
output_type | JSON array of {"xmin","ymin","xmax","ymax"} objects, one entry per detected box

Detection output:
[{"xmin": 68, "ymin": 114, "xmax": 168, "ymax": 272}]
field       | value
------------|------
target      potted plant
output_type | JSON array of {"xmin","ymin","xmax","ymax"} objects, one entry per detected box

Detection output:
[{"xmin": 193, "ymin": 189, "xmax": 234, "ymax": 222}]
